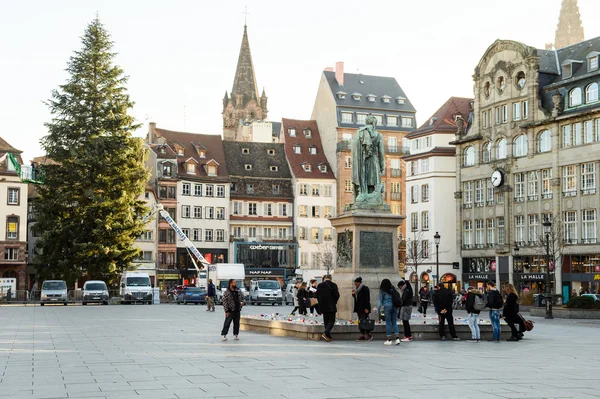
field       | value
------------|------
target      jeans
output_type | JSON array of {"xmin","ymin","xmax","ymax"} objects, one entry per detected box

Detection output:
[
  {"xmin": 439, "ymin": 311, "xmax": 457, "ymax": 338},
  {"xmin": 489, "ymin": 310, "xmax": 501, "ymax": 340},
  {"xmin": 207, "ymin": 297, "xmax": 215, "ymax": 311},
  {"xmin": 384, "ymin": 306, "xmax": 399, "ymax": 337},
  {"xmin": 322, "ymin": 312, "xmax": 336, "ymax": 338},
  {"xmin": 221, "ymin": 311, "xmax": 241, "ymax": 336},
  {"xmin": 467, "ymin": 312, "xmax": 480, "ymax": 339}
]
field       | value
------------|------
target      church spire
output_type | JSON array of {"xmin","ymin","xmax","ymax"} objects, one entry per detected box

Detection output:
[
  {"xmin": 554, "ymin": 0, "xmax": 584, "ymax": 49},
  {"xmin": 231, "ymin": 24, "xmax": 260, "ymax": 106}
]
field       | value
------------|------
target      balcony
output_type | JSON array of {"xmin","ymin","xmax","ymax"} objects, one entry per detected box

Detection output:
[
  {"xmin": 475, "ymin": 202, "xmax": 484, "ymax": 208},
  {"xmin": 542, "ymin": 193, "xmax": 553, "ymax": 199},
  {"xmin": 581, "ymin": 238, "xmax": 598, "ymax": 244},
  {"xmin": 581, "ymin": 188, "xmax": 597, "ymax": 195},
  {"xmin": 562, "ymin": 190, "xmax": 577, "ymax": 197},
  {"xmin": 462, "ymin": 244, "xmax": 474, "ymax": 250},
  {"xmin": 513, "ymin": 196, "xmax": 525, "ymax": 203},
  {"xmin": 486, "ymin": 200, "xmax": 495, "ymax": 206},
  {"xmin": 527, "ymin": 195, "xmax": 538, "ymax": 201},
  {"xmin": 463, "ymin": 203, "xmax": 473, "ymax": 209},
  {"xmin": 385, "ymin": 145, "xmax": 411, "ymax": 155},
  {"xmin": 390, "ymin": 193, "xmax": 402, "ymax": 201}
]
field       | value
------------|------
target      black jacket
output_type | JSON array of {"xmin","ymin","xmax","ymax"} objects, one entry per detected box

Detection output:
[
  {"xmin": 419, "ymin": 287, "xmax": 431, "ymax": 303},
  {"xmin": 503, "ymin": 293, "xmax": 520, "ymax": 320},
  {"xmin": 207, "ymin": 283, "xmax": 216, "ymax": 297},
  {"xmin": 317, "ymin": 280, "xmax": 340, "ymax": 313},
  {"xmin": 400, "ymin": 286, "xmax": 413, "ymax": 307},
  {"xmin": 433, "ymin": 287, "xmax": 453, "ymax": 313},
  {"xmin": 297, "ymin": 288, "xmax": 308, "ymax": 305},
  {"xmin": 465, "ymin": 290, "xmax": 483, "ymax": 314},
  {"xmin": 353, "ymin": 285, "xmax": 371, "ymax": 314}
]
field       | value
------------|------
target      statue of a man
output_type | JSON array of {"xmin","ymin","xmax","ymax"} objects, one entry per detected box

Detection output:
[{"xmin": 351, "ymin": 115, "xmax": 385, "ymax": 200}]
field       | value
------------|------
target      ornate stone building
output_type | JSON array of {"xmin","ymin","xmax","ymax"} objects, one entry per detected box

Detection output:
[{"xmin": 222, "ymin": 25, "xmax": 268, "ymax": 141}]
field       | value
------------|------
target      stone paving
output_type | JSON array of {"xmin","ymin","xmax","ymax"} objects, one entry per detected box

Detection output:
[{"xmin": 0, "ymin": 303, "xmax": 599, "ymax": 399}]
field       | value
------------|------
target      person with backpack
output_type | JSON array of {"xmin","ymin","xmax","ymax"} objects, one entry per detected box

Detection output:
[
  {"xmin": 485, "ymin": 281, "xmax": 503, "ymax": 342},
  {"xmin": 397, "ymin": 280, "xmax": 413, "ymax": 342},
  {"xmin": 377, "ymin": 279, "xmax": 401, "ymax": 345},
  {"xmin": 503, "ymin": 283, "xmax": 525, "ymax": 341},
  {"xmin": 433, "ymin": 283, "xmax": 459, "ymax": 341},
  {"xmin": 316, "ymin": 275, "xmax": 340, "ymax": 342},
  {"xmin": 465, "ymin": 286, "xmax": 484, "ymax": 342}
]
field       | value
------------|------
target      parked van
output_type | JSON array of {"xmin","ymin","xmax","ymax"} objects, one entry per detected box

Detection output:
[
  {"xmin": 120, "ymin": 272, "xmax": 152, "ymax": 304},
  {"xmin": 212, "ymin": 263, "xmax": 248, "ymax": 303},
  {"xmin": 40, "ymin": 280, "xmax": 68, "ymax": 306},
  {"xmin": 249, "ymin": 280, "xmax": 283, "ymax": 305},
  {"xmin": 82, "ymin": 280, "xmax": 109, "ymax": 305}
]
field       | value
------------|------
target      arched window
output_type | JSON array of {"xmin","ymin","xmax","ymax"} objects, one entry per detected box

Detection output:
[
  {"xmin": 463, "ymin": 146, "xmax": 475, "ymax": 167},
  {"xmin": 497, "ymin": 76, "xmax": 506, "ymax": 93},
  {"xmin": 482, "ymin": 142, "xmax": 492, "ymax": 163},
  {"xmin": 515, "ymin": 71, "xmax": 526, "ymax": 89},
  {"xmin": 537, "ymin": 130, "xmax": 552, "ymax": 153},
  {"xmin": 496, "ymin": 138, "xmax": 507, "ymax": 159},
  {"xmin": 483, "ymin": 82, "xmax": 491, "ymax": 99},
  {"xmin": 585, "ymin": 83, "xmax": 598, "ymax": 103},
  {"xmin": 513, "ymin": 135, "xmax": 528, "ymax": 157},
  {"xmin": 569, "ymin": 87, "xmax": 582, "ymax": 107}
]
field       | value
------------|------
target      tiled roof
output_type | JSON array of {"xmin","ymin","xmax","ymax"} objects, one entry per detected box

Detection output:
[
  {"xmin": 222, "ymin": 141, "xmax": 291, "ymax": 178},
  {"xmin": 148, "ymin": 143, "xmax": 178, "ymax": 159},
  {"xmin": 549, "ymin": 36, "xmax": 600, "ymax": 83},
  {"xmin": 408, "ymin": 97, "xmax": 473, "ymax": 138},
  {"xmin": 0, "ymin": 136, "xmax": 21, "ymax": 153},
  {"xmin": 281, "ymin": 118, "xmax": 335, "ymax": 180}
]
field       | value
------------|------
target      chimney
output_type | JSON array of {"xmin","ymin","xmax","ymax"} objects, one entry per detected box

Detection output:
[
  {"xmin": 335, "ymin": 61, "xmax": 344, "ymax": 86},
  {"xmin": 148, "ymin": 122, "xmax": 157, "ymax": 144},
  {"xmin": 324, "ymin": 67, "xmax": 334, "ymax": 72}
]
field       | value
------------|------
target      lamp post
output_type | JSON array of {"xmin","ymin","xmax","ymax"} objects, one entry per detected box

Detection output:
[
  {"xmin": 514, "ymin": 244, "xmax": 520, "ymax": 289},
  {"xmin": 542, "ymin": 218, "xmax": 553, "ymax": 319},
  {"xmin": 434, "ymin": 232, "xmax": 441, "ymax": 286}
]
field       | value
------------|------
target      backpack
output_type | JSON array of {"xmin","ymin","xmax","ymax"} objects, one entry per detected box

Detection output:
[
  {"xmin": 489, "ymin": 290, "xmax": 504, "ymax": 309},
  {"xmin": 474, "ymin": 295, "xmax": 485, "ymax": 311},
  {"xmin": 390, "ymin": 289, "xmax": 402, "ymax": 308}
]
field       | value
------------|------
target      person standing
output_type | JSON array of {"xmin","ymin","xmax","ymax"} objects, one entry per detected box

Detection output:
[
  {"xmin": 377, "ymin": 279, "xmax": 400, "ymax": 346},
  {"xmin": 206, "ymin": 279, "xmax": 216, "ymax": 312},
  {"xmin": 221, "ymin": 279, "xmax": 245, "ymax": 341},
  {"xmin": 308, "ymin": 279, "xmax": 319, "ymax": 315},
  {"xmin": 352, "ymin": 277, "xmax": 372, "ymax": 342},
  {"xmin": 30, "ymin": 281, "xmax": 38, "ymax": 302},
  {"xmin": 485, "ymin": 281, "xmax": 503, "ymax": 343},
  {"xmin": 290, "ymin": 282, "xmax": 300, "ymax": 316},
  {"xmin": 432, "ymin": 284, "xmax": 440, "ymax": 321},
  {"xmin": 503, "ymin": 283, "xmax": 525, "ymax": 341},
  {"xmin": 297, "ymin": 282, "xmax": 309, "ymax": 316},
  {"xmin": 434, "ymin": 283, "xmax": 459, "ymax": 341},
  {"xmin": 317, "ymin": 275, "xmax": 340, "ymax": 342},
  {"xmin": 465, "ymin": 286, "xmax": 483, "ymax": 342},
  {"xmin": 397, "ymin": 280, "xmax": 413, "ymax": 342},
  {"xmin": 418, "ymin": 285, "xmax": 431, "ymax": 317}
]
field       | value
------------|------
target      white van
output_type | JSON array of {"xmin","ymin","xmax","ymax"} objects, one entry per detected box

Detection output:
[
  {"xmin": 120, "ymin": 272, "xmax": 152, "ymax": 304},
  {"xmin": 249, "ymin": 280, "xmax": 283, "ymax": 305},
  {"xmin": 212, "ymin": 263, "xmax": 248, "ymax": 303}
]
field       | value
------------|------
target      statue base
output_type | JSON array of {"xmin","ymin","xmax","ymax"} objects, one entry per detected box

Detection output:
[
  {"xmin": 344, "ymin": 191, "xmax": 390, "ymax": 213},
  {"xmin": 330, "ymin": 210, "xmax": 405, "ymax": 321}
]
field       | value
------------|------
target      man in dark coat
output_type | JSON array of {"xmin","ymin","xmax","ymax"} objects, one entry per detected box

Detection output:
[
  {"xmin": 206, "ymin": 279, "xmax": 216, "ymax": 312},
  {"xmin": 352, "ymin": 277, "xmax": 372, "ymax": 342},
  {"xmin": 317, "ymin": 274, "xmax": 340, "ymax": 342},
  {"xmin": 433, "ymin": 283, "xmax": 459, "ymax": 341},
  {"xmin": 221, "ymin": 279, "xmax": 245, "ymax": 341}
]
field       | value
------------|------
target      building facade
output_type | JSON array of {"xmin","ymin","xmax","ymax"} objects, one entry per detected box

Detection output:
[
  {"xmin": 281, "ymin": 119, "xmax": 337, "ymax": 276},
  {"xmin": 311, "ymin": 62, "xmax": 415, "ymax": 239},
  {"xmin": 453, "ymin": 37, "xmax": 600, "ymax": 298},
  {"xmin": 132, "ymin": 186, "xmax": 159, "ymax": 285},
  {"xmin": 404, "ymin": 97, "xmax": 472, "ymax": 291},
  {"xmin": 223, "ymin": 141, "xmax": 296, "ymax": 275}
]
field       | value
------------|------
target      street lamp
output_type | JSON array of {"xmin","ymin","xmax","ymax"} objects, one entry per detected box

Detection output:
[
  {"xmin": 542, "ymin": 218, "xmax": 553, "ymax": 319},
  {"xmin": 434, "ymin": 231, "xmax": 441, "ymax": 286}
]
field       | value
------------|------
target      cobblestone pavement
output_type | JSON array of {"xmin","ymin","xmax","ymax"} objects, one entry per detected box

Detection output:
[{"xmin": 0, "ymin": 304, "xmax": 598, "ymax": 399}]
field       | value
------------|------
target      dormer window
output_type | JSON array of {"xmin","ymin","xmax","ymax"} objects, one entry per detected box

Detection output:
[
  {"xmin": 198, "ymin": 150, "xmax": 206, "ymax": 158},
  {"xmin": 396, "ymin": 96, "xmax": 405, "ymax": 104},
  {"xmin": 177, "ymin": 149, "xmax": 184, "ymax": 156},
  {"xmin": 162, "ymin": 163, "xmax": 172, "ymax": 177},
  {"xmin": 319, "ymin": 164, "xmax": 327, "ymax": 173},
  {"xmin": 288, "ymin": 128, "xmax": 296, "ymax": 137},
  {"xmin": 563, "ymin": 63, "xmax": 572, "ymax": 78},
  {"xmin": 245, "ymin": 164, "xmax": 252, "ymax": 170},
  {"xmin": 588, "ymin": 54, "xmax": 599, "ymax": 71},
  {"xmin": 302, "ymin": 163, "xmax": 311, "ymax": 172},
  {"xmin": 336, "ymin": 91, "xmax": 346, "ymax": 99},
  {"xmin": 293, "ymin": 145, "xmax": 301, "ymax": 154},
  {"xmin": 186, "ymin": 163, "xmax": 196, "ymax": 174},
  {"xmin": 382, "ymin": 95, "xmax": 391, "ymax": 103},
  {"xmin": 303, "ymin": 128, "xmax": 312, "ymax": 138},
  {"xmin": 207, "ymin": 165, "xmax": 217, "ymax": 176},
  {"xmin": 267, "ymin": 149, "xmax": 275, "ymax": 155},
  {"xmin": 242, "ymin": 148, "xmax": 250, "ymax": 154},
  {"xmin": 309, "ymin": 146, "xmax": 317, "ymax": 155},
  {"xmin": 159, "ymin": 147, "xmax": 166, "ymax": 154},
  {"xmin": 352, "ymin": 92, "xmax": 362, "ymax": 100},
  {"xmin": 367, "ymin": 94, "xmax": 376, "ymax": 102},
  {"xmin": 270, "ymin": 166, "xmax": 278, "ymax": 171}
]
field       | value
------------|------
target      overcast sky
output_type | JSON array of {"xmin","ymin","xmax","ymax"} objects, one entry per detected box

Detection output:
[{"xmin": 2, "ymin": 0, "xmax": 600, "ymax": 162}]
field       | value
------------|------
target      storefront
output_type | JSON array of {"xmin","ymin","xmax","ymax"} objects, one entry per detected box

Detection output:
[
  {"xmin": 409, "ymin": 271, "xmax": 432, "ymax": 290},
  {"xmin": 440, "ymin": 273, "xmax": 459, "ymax": 292},
  {"xmin": 234, "ymin": 242, "xmax": 297, "ymax": 275},
  {"xmin": 562, "ymin": 254, "xmax": 600, "ymax": 298},
  {"xmin": 462, "ymin": 257, "xmax": 510, "ymax": 290},
  {"xmin": 517, "ymin": 273, "xmax": 548, "ymax": 295},
  {"xmin": 462, "ymin": 273, "xmax": 497, "ymax": 291},
  {"xmin": 156, "ymin": 270, "xmax": 181, "ymax": 291},
  {"xmin": 244, "ymin": 267, "xmax": 287, "ymax": 290},
  {"xmin": 177, "ymin": 248, "xmax": 228, "ymax": 270}
]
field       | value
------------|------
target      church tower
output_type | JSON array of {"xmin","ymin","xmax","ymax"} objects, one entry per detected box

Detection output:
[
  {"xmin": 553, "ymin": 0, "xmax": 585, "ymax": 49},
  {"xmin": 222, "ymin": 25, "xmax": 268, "ymax": 141}
]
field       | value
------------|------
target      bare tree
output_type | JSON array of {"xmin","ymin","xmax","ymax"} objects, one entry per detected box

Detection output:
[
  {"xmin": 400, "ymin": 231, "xmax": 431, "ymax": 297},
  {"xmin": 317, "ymin": 241, "xmax": 336, "ymax": 276},
  {"xmin": 533, "ymin": 215, "xmax": 565, "ymax": 295}
]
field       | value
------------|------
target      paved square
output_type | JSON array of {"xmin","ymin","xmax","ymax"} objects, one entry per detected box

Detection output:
[{"xmin": 0, "ymin": 304, "xmax": 598, "ymax": 399}]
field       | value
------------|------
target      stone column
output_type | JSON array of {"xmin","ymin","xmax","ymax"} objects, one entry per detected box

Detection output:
[
  {"xmin": 495, "ymin": 255, "xmax": 500, "ymax": 286},
  {"xmin": 508, "ymin": 255, "xmax": 514, "ymax": 285}
]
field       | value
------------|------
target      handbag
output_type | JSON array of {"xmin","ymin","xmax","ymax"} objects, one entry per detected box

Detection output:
[
  {"xmin": 309, "ymin": 298, "xmax": 318, "ymax": 307},
  {"xmin": 358, "ymin": 316, "xmax": 375, "ymax": 332},
  {"xmin": 518, "ymin": 313, "xmax": 534, "ymax": 331}
]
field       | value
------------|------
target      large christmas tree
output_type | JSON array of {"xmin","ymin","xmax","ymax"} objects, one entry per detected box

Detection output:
[{"xmin": 34, "ymin": 18, "xmax": 148, "ymax": 284}]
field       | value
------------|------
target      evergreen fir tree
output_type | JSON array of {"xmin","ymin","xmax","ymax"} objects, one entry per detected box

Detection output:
[{"xmin": 34, "ymin": 18, "xmax": 149, "ymax": 285}]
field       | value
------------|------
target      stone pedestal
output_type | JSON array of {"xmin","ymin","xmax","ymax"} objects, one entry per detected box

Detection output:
[{"xmin": 330, "ymin": 209, "xmax": 405, "ymax": 321}]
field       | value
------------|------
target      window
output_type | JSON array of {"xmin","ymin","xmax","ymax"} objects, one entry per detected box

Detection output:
[
  {"xmin": 205, "ymin": 207, "xmax": 214, "ymax": 219},
  {"xmin": 401, "ymin": 117, "xmax": 413, "ymax": 128},
  {"xmin": 168, "ymin": 186, "xmax": 176, "ymax": 199},
  {"xmin": 324, "ymin": 185, "xmax": 332, "ymax": 197},
  {"xmin": 562, "ymin": 165, "xmax": 576, "ymax": 196},
  {"xmin": 300, "ymin": 252, "xmax": 308, "ymax": 266},
  {"xmin": 515, "ymin": 215, "xmax": 525, "ymax": 244},
  {"xmin": 569, "ymin": 87, "xmax": 582, "ymax": 107},
  {"xmin": 463, "ymin": 146, "xmax": 475, "ymax": 166},
  {"xmin": 373, "ymin": 115, "xmax": 383, "ymax": 126},
  {"xmin": 522, "ymin": 100, "xmax": 529, "ymax": 119},
  {"xmin": 516, "ymin": 71, "xmax": 526, "ymax": 89},
  {"xmin": 279, "ymin": 203, "xmax": 288, "ymax": 216},
  {"xmin": 482, "ymin": 142, "xmax": 491, "ymax": 163},
  {"xmin": 483, "ymin": 82, "xmax": 491, "ymax": 98},
  {"xmin": 205, "ymin": 185, "xmax": 214, "ymax": 197},
  {"xmin": 514, "ymin": 173, "xmax": 525, "ymax": 201},
  {"xmin": 194, "ymin": 206, "xmax": 202, "ymax": 218},
  {"xmin": 204, "ymin": 230, "xmax": 213, "ymax": 242},
  {"xmin": 421, "ymin": 159, "xmax": 429, "ymax": 173},
  {"xmin": 345, "ymin": 179, "xmax": 352, "ymax": 192},
  {"xmin": 181, "ymin": 228, "xmax": 190, "ymax": 238},
  {"xmin": 501, "ymin": 104, "xmax": 508, "ymax": 123},
  {"xmin": 304, "ymin": 128, "xmax": 312, "ymax": 138},
  {"xmin": 463, "ymin": 182, "xmax": 473, "ymax": 207},
  {"xmin": 216, "ymin": 207, "xmax": 225, "ymax": 220},
  {"xmin": 311, "ymin": 206, "xmax": 320, "ymax": 218},
  {"xmin": 311, "ymin": 228, "xmax": 320, "ymax": 243},
  {"xmin": 497, "ymin": 76, "xmax": 506, "ymax": 92},
  {"xmin": 264, "ymin": 203, "xmax": 273, "ymax": 216},
  {"xmin": 584, "ymin": 120, "xmax": 594, "ymax": 144},
  {"xmin": 537, "ymin": 130, "xmax": 551, "ymax": 153},
  {"xmin": 356, "ymin": 114, "xmax": 367, "ymax": 125},
  {"xmin": 288, "ymin": 128, "xmax": 296, "ymax": 137},
  {"xmin": 162, "ymin": 163, "xmax": 173, "ymax": 177},
  {"xmin": 4, "ymin": 248, "xmax": 18, "ymax": 261},
  {"xmin": 319, "ymin": 164, "xmax": 328, "ymax": 173},
  {"xmin": 299, "ymin": 184, "xmax": 308, "ymax": 195},
  {"xmin": 391, "ymin": 159, "xmax": 401, "ymax": 177},
  {"xmin": 192, "ymin": 184, "xmax": 201, "ymax": 196},
  {"xmin": 475, "ymin": 180, "xmax": 484, "ymax": 206},
  {"xmin": 248, "ymin": 203, "xmax": 257, "ymax": 216},
  {"xmin": 496, "ymin": 138, "xmax": 507, "ymax": 159},
  {"xmin": 589, "ymin": 55, "xmax": 599, "ymax": 71},
  {"xmin": 482, "ymin": 110, "xmax": 490, "ymax": 128},
  {"xmin": 181, "ymin": 205, "xmax": 190, "ymax": 218},
  {"xmin": 298, "ymin": 227, "xmax": 307, "ymax": 240},
  {"xmin": 311, "ymin": 185, "xmax": 320, "ymax": 196},
  {"xmin": 309, "ymin": 146, "xmax": 317, "ymax": 155},
  {"xmin": 139, "ymin": 231, "xmax": 153, "ymax": 241},
  {"xmin": 411, "ymin": 161, "xmax": 418, "ymax": 176},
  {"xmin": 180, "ymin": 183, "xmax": 190, "ymax": 196},
  {"xmin": 564, "ymin": 211, "xmax": 577, "ymax": 243},
  {"xmin": 586, "ymin": 83, "xmax": 599, "ymax": 103},
  {"xmin": 486, "ymin": 180, "xmax": 494, "ymax": 205},
  {"xmin": 411, "ymin": 213, "xmax": 418, "ymax": 231},
  {"xmin": 166, "ymin": 207, "xmax": 176, "ymax": 220},
  {"xmin": 562, "ymin": 125, "xmax": 572, "ymax": 148},
  {"xmin": 411, "ymin": 185, "xmax": 418, "ymax": 203},
  {"xmin": 299, "ymin": 205, "xmax": 307, "ymax": 217},
  {"xmin": 582, "ymin": 210, "xmax": 597, "ymax": 243},
  {"xmin": 303, "ymin": 164, "xmax": 311, "ymax": 172},
  {"xmin": 597, "ymin": 119, "xmax": 600, "ymax": 142},
  {"xmin": 421, "ymin": 240, "xmax": 430, "ymax": 258},
  {"xmin": 216, "ymin": 185, "xmax": 225, "ymax": 198},
  {"xmin": 528, "ymin": 214, "xmax": 539, "ymax": 245},
  {"xmin": 388, "ymin": 137, "xmax": 398, "ymax": 152},
  {"xmin": 207, "ymin": 165, "xmax": 217, "ymax": 176},
  {"xmin": 311, "ymin": 253, "xmax": 322, "ymax": 267},
  {"xmin": 463, "ymin": 220, "xmax": 473, "ymax": 248},
  {"xmin": 387, "ymin": 116, "xmax": 398, "ymax": 126},
  {"xmin": 278, "ymin": 228, "xmax": 287, "ymax": 239},
  {"xmin": 323, "ymin": 206, "xmax": 333, "ymax": 218},
  {"xmin": 581, "ymin": 163, "xmax": 596, "ymax": 194},
  {"xmin": 247, "ymin": 184, "xmax": 254, "ymax": 194},
  {"xmin": 421, "ymin": 184, "xmax": 429, "ymax": 202},
  {"xmin": 186, "ymin": 163, "xmax": 196, "ymax": 174},
  {"xmin": 324, "ymin": 228, "xmax": 332, "ymax": 241},
  {"xmin": 421, "ymin": 211, "xmax": 429, "ymax": 231},
  {"xmin": 475, "ymin": 220, "xmax": 484, "ymax": 248},
  {"xmin": 573, "ymin": 122, "xmax": 582, "ymax": 146},
  {"xmin": 344, "ymin": 156, "xmax": 352, "ymax": 169},
  {"xmin": 272, "ymin": 184, "xmax": 280, "ymax": 195},
  {"xmin": 487, "ymin": 219, "xmax": 495, "ymax": 246},
  {"xmin": 216, "ymin": 230, "xmax": 225, "ymax": 242},
  {"xmin": 7, "ymin": 188, "xmax": 19, "ymax": 205},
  {"xmin": 528, "ymin": 171, "xmax": 539, "ymax": 200},
  {"xmin": 248, "ymin": 227, "xmax": 257, "ymax": 238},
  {"xmin": 513, "ymin": 135, "xmax": 528, "ymax": 157},
  {"xmin": 563, "ymin": 64, "xmax": 572, "ymax": 78},
  {"xmin": 497, "ymin": 217, "xmax": 505, "ymax": 245},
  {"xmin": 513, "ymin": 102, "xmax": 521, "ymax": 121},
  {"xmin": 264, "ymin": 227, "xmax": 272, "ymax": 238},
  {"xmin": 341, "ymin": 112, "xmax": 353, "ymax": 123},
  {"xmin": 542, "ymin": 169, "xmax": 553, "ymax": 199}
]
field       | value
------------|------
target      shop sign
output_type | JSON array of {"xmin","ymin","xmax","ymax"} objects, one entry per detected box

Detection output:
[
  {"xmin": 159, "ymin": 274, "xmax": 180, "ymax": 279},
  {"xmin": 466, "ymin": 274, "xmax": 491, "ymax": 280},
  {"xmin": 594, "ymin": 274, "xmax": 600, "ymax": 281},
  {"xmin": 248, "ymin": 245, "xmax": 285, "ymax": 250},
  {"xmin": 520, "ymin": 274, "xmax": 545, "ymax": 281},
  {"xmin": 246, "ymin": 268, "xmax": 285, "ymax": 277}
]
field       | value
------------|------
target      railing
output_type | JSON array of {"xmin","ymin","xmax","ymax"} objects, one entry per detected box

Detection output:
[
  {"xmin": 581, "ymin": 188, "xmax": 596, "ymax": 195},
  {"xmin": 475, "ymin": 202, "xmax": 484, "ymax": 208},
  {"xmin": 562, "ymin": 191, "xmax": 577, "ymax": 197},
  {"xmin": 463, "ymin": 203, "xmax": 473, "ymax": 209},
  {"xmin": 462, "ymin": 244, "xmax": 474, "ymax": 249},
  {"xmin": 542, "ymin": 193, "xmax": 553, "ymax": 199},
  {"xmin": 514, "ymin": 196, "xmax": 525, "ymax": 203},
  {"xmin": 385, "ymin": 145, "xmax": 411, "ymax": 155},
  {"xmin": 486, "ymin": 200, "xmax": 495, "ymax": 206},
  {"xmin": 390, "ymin": 193, "xmax": 402, "ymax": 201},
  {"xmin": 390, "ymin": 169, "xmax": 401, "ymax": 177},
  {"xmin": 581, "ymin": 238, "xmax": 598, "ymax": 244},
  {"xmin": 527, "ymin": 195, "xmax": 538, "ymax": 201}
]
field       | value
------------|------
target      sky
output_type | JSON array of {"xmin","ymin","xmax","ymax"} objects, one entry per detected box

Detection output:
[{"xmin": 2, "ymin": 0, "xmax": 600, "ymax": 162}]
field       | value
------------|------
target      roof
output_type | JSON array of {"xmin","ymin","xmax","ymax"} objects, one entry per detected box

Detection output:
[
  {"xmin": 271, "ymin": 121, "xmax": 282, "ymax": 138},
  {"xmin": 154, "ymin": 128, "xmax": 229, "ymax": 179},
  {"xmin": 408, "ymin": 97, "xmax": 473, "ymax": 138},
  {"xmin": 31, "ymin": 156, "xmax": 57, "ymax": 165},
  {"xmin": 0, "ymin": 136, "xmax": 21, "ymax": 153},
  {"xmin": 148, "ymin": 143, "xmax": 178, "ymax": 159},
  {"xmin": 549, "ymin": 36, "xmax": 600, "ymax": 83},
  {"xmin": 281, "ymin": 118, "xmax": 335, "ymax": 180},
  {"xmin": 222, "ymin": 141, "xmax": 291, "ymax": 178},
  {"xmin": 230, "ymin": 25, "xmax": 260, "ymax": 106}
]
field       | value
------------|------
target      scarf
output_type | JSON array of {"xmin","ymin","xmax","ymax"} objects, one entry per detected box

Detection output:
[{"xmin": 355, "ymin": 283, "xmax": 365, "ymax": 297}]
